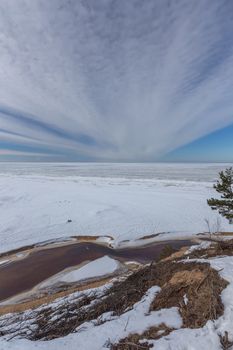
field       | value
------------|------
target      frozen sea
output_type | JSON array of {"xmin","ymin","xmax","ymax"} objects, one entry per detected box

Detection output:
[
  {"xmin": 0, "ymin": 162, "xmax": 231, "ymax": 181},
  {"xmin": 0, "ymin": 162, "xmax": 232, "ymax": 253}
]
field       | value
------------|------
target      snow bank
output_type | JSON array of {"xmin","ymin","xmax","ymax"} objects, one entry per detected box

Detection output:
[
  {"xmin": 61, "ymin": 256, "xmax": 119, "ymax": 282},
  {"xmin": 40, "ymin": 256, "xmax": 119, "ymax": 287}
]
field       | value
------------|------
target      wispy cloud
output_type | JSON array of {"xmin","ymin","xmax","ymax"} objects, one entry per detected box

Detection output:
[
  {"xmin": 0, "ymin": 149, "xmax": 50, "ymax": 157},
  {"xmin": 0, "ymin": 0, "xmax": 233, "ymax": 161}
]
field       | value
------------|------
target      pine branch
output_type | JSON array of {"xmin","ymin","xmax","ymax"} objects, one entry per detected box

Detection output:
[{"xmin": 207, "ymin": 168, "xmax": 233, "ymax": 222}]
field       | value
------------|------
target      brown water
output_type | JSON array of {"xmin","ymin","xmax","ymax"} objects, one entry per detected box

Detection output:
[{"xmin": 0, "ymin": 240, "xmax": 191, "ymax": 302}]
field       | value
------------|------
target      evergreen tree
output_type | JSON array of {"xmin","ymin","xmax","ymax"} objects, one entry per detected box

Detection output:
[{"xmin": 207, "ymin": 167, "xmax": 233, "ymax": 223}]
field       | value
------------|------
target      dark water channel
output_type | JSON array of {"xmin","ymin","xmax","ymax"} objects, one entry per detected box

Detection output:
[{"xmin": 0, "ymin": 240, "xmax": 191, "ymax": 301}]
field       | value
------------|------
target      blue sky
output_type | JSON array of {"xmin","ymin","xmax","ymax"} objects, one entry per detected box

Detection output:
[
  {"xmin": 0, "ymin": 0, "xmax": 233, "ymax": 162},
  {"xmin": 163, "ymin": 123, "xmax": 233, "ymax": 162}
]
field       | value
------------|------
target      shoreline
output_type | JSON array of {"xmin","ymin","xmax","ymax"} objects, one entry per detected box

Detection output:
[
  {"xmin": 0, "ymin": 232, "xmax": 232, "ymax": 313},
  {"xmin": 0, "ymin": 234, "xmax": 195, "ymax": 309}
]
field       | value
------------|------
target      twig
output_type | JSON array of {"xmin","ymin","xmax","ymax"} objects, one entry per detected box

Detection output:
[
  {"xmin": 124, "ymin": 316, "xmax": 130, "ymax": 331},
  {"xmin": 195, "ymin": 271, "xmax": 211, "ymax": 292}
]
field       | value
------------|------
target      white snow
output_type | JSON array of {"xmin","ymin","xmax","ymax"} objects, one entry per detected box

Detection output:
[
  {"xmin": 60, "ymin": 256, "xmax": 119, "ymax": 283},
  {"xmin": 0, "ymin": 162, "xmax": 232, "ymax": 254},
  {"xmin": 186, "ymin": 240, "xmax": 212, "ymax": 253},
  {"xmin": 183, "ymin": 294, "xmax": 188, "ymax": 305},
  {"xmin": 40, "ymin": 256, "xmax": 119, "ymax": 287},
  {"xmin": 1, "ymin": 163, "xmax": 233, "ymax": 349},
  {"xmin": 0, "ymin": 259, "xmax": 9, "ymax": 266},
  {"xmin": 2, "ymin": 251, "xmax": 233, "ymax": 349},
  {"xmin": 0, "ymin": 286, "xmax": 182, "ymax": 350}
]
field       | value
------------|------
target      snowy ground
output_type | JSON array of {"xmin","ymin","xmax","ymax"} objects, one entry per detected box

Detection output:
[
  {"xmin": 1, "ymin": 251, "xmax": 233, "ymax": 350},
  {"xmin": 1, "ymin": 163, "xmax": 233, "ymax": 350},
  {"xmin": 0, "ymin": 162, "xmax": 232, "ymax": 253}
]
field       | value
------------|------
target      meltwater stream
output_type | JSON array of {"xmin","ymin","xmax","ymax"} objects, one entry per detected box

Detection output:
[{"xmin": 0, "ymin": 240, "xmax": 191, "ymax": 302}]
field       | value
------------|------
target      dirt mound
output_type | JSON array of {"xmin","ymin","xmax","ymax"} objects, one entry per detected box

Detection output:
[
  {"xmin": 151, "ymin": 263, "xmax": 227, "ymax": 328},
  {"xmin": 111, "ymin": 261, "xmax": 227, "ymax": 349}
]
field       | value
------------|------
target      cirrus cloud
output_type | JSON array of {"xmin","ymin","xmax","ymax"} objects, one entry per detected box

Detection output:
[{"xmin": 0, "ymin": 0, "xmax": 233, "ymax": 161}]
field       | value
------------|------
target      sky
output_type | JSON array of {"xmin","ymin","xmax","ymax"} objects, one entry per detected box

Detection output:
[
  {"xmin": 163, "ymin": 124, "xmax": 233, "ymax": 162},
  {"xmin": 0, "ymin": 0, "xmax": 233, "ymax": 162}
]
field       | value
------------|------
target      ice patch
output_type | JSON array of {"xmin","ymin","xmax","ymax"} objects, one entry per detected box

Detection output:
[{"xmin": 40, "ymin": 256, "xmax": 119, "ymax": 288}]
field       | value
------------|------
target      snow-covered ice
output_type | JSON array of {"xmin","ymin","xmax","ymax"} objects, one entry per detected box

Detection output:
[
  {"xmin": 40, "ymin": 256, "xmax": 119, "ymax": 286},
  {"xmin": 0, "ymin": 162, "xmax": 232, "ymax": 253},
  {"xmin": 59, "ymin": 256, "xmax": 119, "ymax": 283}
]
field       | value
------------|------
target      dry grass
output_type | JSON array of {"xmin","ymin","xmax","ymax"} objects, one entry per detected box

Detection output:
[
  {"xmin": 162, "ymin": 246, "xmax": 190, "ymax": 261},
  {"xmin": 187, "ymin": 239, "xmax": 233, "ymax": 260},
  {"xmin": 14, "ymin": 260, "xmax": 226, "ymax": 341},
  {"xmin": 72, "ymin": 235, "xmax": 113, "ymax": 244},
  {"xmin": 0, "ymin": 276, "xmax": 112, "ymax": 316},
  {"xmin": 150, "ymin": 263, "xmax": 227, "ymax": 328},
  {"xmin": 111, "ymin": 324, "xmax": 173, "ymax": 349},
  {"xmin": 0, "ymin": 241, "xmax": 230, "ymax": 345},
  {"xmin": 218, "ymin": 232, "xmax": 233, "ymax": 237},
  {"xmin": 111, "ymin": 260, "xmax": 227, "ymax": 349}
]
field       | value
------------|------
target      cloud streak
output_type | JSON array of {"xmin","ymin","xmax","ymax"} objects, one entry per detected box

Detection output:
[{"xmin": 0, "ymin": 0, "xmax": 233, "ymax": 161}]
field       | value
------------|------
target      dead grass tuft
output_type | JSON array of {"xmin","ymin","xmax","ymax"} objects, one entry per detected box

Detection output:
[
  {"xmin": 111, "ymin": 261, "xmax": 227, "ymax": 349},
  {"xmin": 111, "ymin": 324, "xmax": 173, "ymax": 349},
  {"xmin": 150, "ymin": 263, "xmax": 227, "ymax": 328}
]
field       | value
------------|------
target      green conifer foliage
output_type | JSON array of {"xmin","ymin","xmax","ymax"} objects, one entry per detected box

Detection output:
[{"xmin": 207, "ymin": 167, "xmax": 233, "ymax": 222}]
